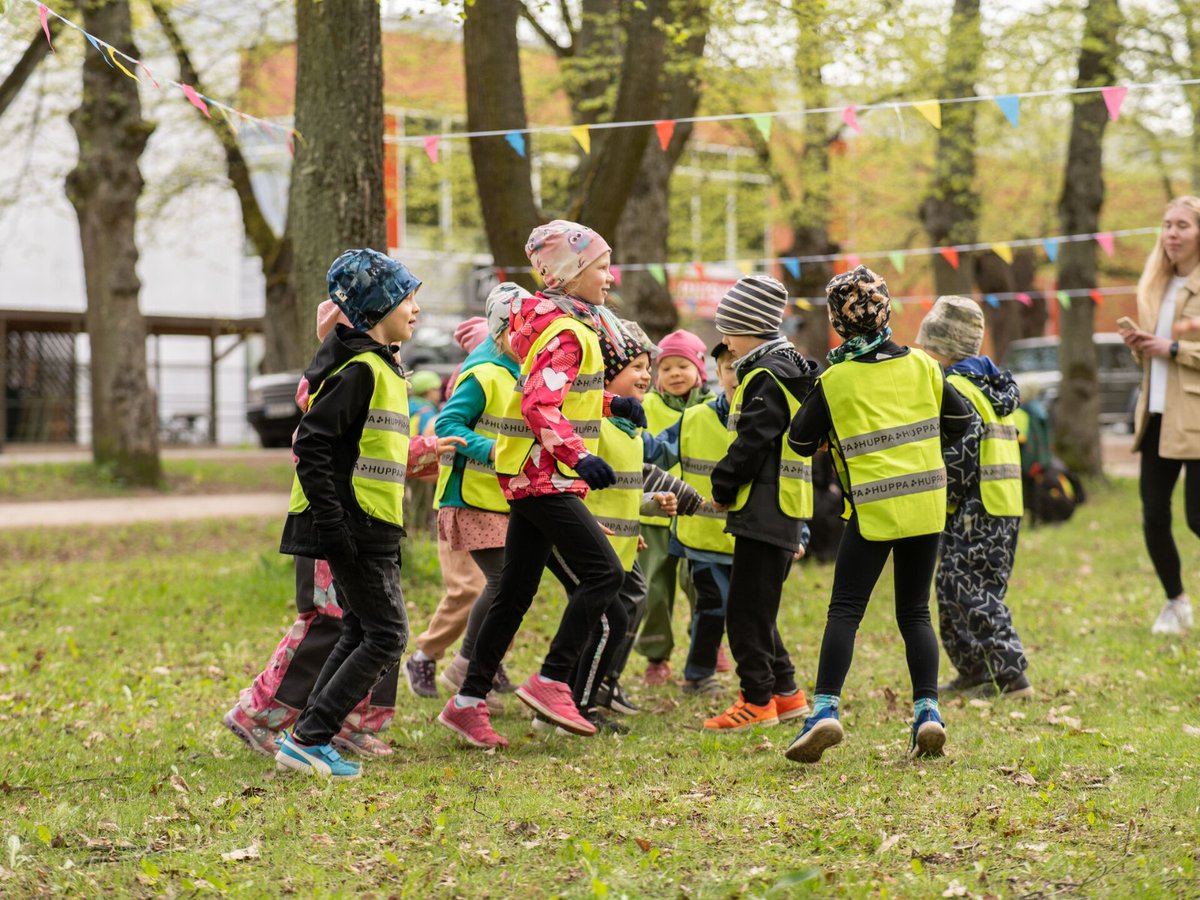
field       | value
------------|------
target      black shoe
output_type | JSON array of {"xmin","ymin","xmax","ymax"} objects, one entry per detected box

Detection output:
[
  {"xmin": 997, "ymin": 673, "xmax": 1034, "ymax": 700},
  {"xmin": 938, "ymin": 672, "xmax": 992, "ymax": 695},
  {"xmin": 584, "ymin": 708, "xmax": 630, "ymax": 735},
  {"xmin": 599, "ymin": 680, "xmax": 640, "ymax": 716}
]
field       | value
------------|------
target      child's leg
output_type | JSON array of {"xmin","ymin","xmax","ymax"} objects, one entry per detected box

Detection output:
[
  {"xmin": 459, "ymin": 546, "xmax": 508, "ymax": 662},
  {"xmin": 458, "ymin": 503, "xmax": 555, "ymax": 700},
  {"xmin": 683, "ymin": 561, "xmax": 730, "ymax": 681},
  {"xmin": 890, "ymin": 531, "xmax": 943, "ymax": 702},
  {"xmin": 605, "ymin": 562, "xmax": 648, "ymax": 683},
  {"xmin": 633, "ymin": 526, "xmax": 678, "ymax": 662},
  {"xmin": 293, "ymin": 555, "xmax": 408, "ymax": 747},
  {"xmin": 725, "ymin": 536, "xmax": 794, "ymax": 706},
  {"xmin": 812, "ymin": 518, "xmax": 893, "ymax": 699},
  {"xmin": 570, "ymin": 596, "xmax": 630, "ymax": 709},
  {"xmin": 936, "ymin": 499, "xmax": 1027, "ymax": 683}
]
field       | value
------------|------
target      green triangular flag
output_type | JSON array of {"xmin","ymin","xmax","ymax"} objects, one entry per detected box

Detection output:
[
  {"xmin": 647, "ymin": 263, "xmax": 666, "ymax": 285},
  {"xmin": 888, "ymin": 252, "xmax": 906, "ymax": 273},
  {"xmin": 1057, "ymin": 290, "xmax": 1071, "ymax": 309},
  {"xmin": 751, "ymin": 114, "xmax": 773, "ymax": 141}
]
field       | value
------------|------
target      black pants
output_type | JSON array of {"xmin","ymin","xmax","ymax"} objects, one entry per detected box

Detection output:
[
  {"xmin": 460, "ymin": 494, "xmax": 624, "ymax": 699},
  {"xmin": 1140, "ymin": 414, "xmax": 1200, "ymax": 599},
  {"xmin": 459, "ymin": 546, "xmax": 507, "ymax": 661},
  {"xmin": 725, "ymin": 536, "xmax": 798, "ymax": 706},
  {"xmin": 684, "ymin": 560, "xmax": 731, "ymax": 681},
  {"xmin": 293, "ymin": 553, "xmax": 408, "ymax": 745},
  {"xmin": 814, "ymin": 515, "xmax": 940, "ymax": 702},
  {"xmin": 552, "ymin": 561, "xmax": 646, "ymax": 708}
]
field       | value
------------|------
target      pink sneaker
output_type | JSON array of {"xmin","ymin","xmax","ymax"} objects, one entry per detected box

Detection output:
[
  {"xmin": 332, "ymin": 729, "xmax": 394, "ymax": 757},
  {"xmin": 514, "ymin": 675, "xmax": 596, "ymax": 736},
  {"xmin": 643, "ymin": 660, "xmax": 672, "ymax": 687},
  {"xmin": 715, "ymin": 645, "xmax": 733, "ymax": 674},
  {"xmin": 437, "ymin": 699, "xmax": 509, "ymax": 749},
  {"xmin": 223, "ymin": 704, "xmax": 280, "ymax": 758}
]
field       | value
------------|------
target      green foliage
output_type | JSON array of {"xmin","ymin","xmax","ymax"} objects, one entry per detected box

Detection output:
[
  {"xmin": 1, "ymin": 482, "xmax": 1198, "ymax": 895},
  {"xmin": 0, "ymin": 456, "xmax": 293, "ymax": 501}
]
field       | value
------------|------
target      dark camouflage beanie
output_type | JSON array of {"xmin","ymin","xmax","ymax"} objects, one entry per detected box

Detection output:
[
  {"xmin": 825, "ymin": 265, "xmax": 891, "ymax": 338},
  {"xmin": 916, "ymin": 295, "xmax": 984, "ymax": 360}
]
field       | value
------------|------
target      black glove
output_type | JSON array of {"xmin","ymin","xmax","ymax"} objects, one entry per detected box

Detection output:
[
  {"xmin": 574, "ymin": 453, "xmax": 617, "ymax": 489},
  {"xmin": 610, "ymin": 395, "xmax": 647, "ymax": 428},
  {"xmin": 316, "ymin": 520, "xmax": 357, "ymax": 561}
]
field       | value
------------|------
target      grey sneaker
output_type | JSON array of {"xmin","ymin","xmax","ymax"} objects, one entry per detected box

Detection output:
[
  {"xmin": 1152, "ymin": 598, "xmax": 1193, "ymax": 635},
  {"xmin": 681, "ymin": 675, "xmax": 724, "ymax": 697},
  {"xmin": 404, "ymin": 655, "xmax": 438, "ymax": 698}
]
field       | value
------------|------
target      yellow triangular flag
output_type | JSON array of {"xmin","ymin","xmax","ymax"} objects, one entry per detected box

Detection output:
[
  {"xmin": 990, "ymin": 242, "xmax": 1013, "ymax": 265},
  {"xmin": 912, "ymin": 100, "xmax": 941, "ymax": 130},
  {"xmin": 107, "ymin": 46, "xmax": 138, "ymax": 82},
  {"xmin": 737, "ymin": 260, "xmax": 754, "ymax": 276},
  {"xmin": 570, "ymin": 125, "xmax": 591, "ymax": 155},
  {"xmin": 794, "ymin": 299, "xmax": 813, "ymax": 311}
]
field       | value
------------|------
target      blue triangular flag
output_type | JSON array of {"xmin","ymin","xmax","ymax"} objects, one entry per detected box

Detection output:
[
  {"xmin": 1042, "ymin": 239, "xmax": 1059, "ymax": 263},
  {"xmin": 84, "ymin": 33, "xmax": 115, "ymax": 67},
  {"xmin": 985, "ymin": 294, "xmax": 1000, "ymax": 308},
  {"xmin": 505, "ymin": 132, "xmax": 526, "ymax": 157},
  {"xmin": 994, "ymin": 95, "xmax": 1019, "ymax": 128},
  {"xmin": 782, "ymin": 258, "xmax": 801, "ymax": 280}
]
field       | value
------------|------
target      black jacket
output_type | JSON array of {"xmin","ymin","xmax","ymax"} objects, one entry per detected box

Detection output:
[
  {"xmin": 787, "ymin": 343, "xmax": 975, "ymax": 515},
  {"xmin": 280, "ymin": 324, "xmax": 406, "ymax": 559},
  {"xmin": 711, "ymin": 348, "xmax": 819, "ymax": 552}
]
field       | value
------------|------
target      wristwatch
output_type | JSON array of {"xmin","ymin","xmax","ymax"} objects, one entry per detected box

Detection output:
[{"xmin": 1170, "ymin": 340, "xmax": 1180, "ymax": 359}]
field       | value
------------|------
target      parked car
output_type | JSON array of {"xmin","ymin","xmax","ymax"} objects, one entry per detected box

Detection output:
[
  {"xmin": 1003, "ymin": 333, "xmax": 1142, "ymax": 431},
  {"xmin": 246, "ymin": 371, "xmax": 302, "ymax": 448}
]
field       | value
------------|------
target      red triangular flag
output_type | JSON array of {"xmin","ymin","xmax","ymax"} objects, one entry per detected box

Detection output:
[
  {"xmin": 920, "ymin": 298, "xmax": 934, "ymax": 311},
  {"xmin": 286, "ymin": 132, "xmax": 295, "ymax": 157},
  {"xmin": 38, "ymin": 5, "xmax": 54, "ymax": 52},
  {"xmin": 1090, "ymin": 289, "xmax": 1104, "ymax": 305},
  {"xmin": 1095, "ymin": 232, "xmax": 1115, "ymax": 256},
  {"xmin": 693, "ymin": 262, "xmax": 706, "ymax": 281},
  {"xmin": 1101, "ymin": 86, "xmax": 1128, "ymax": 122},
  {"xmin": 939, "ymin": 247, "xmax": 960, "ymax": 270},
  {"xmin": 180, "ymin": 83, "xmax": 211, "ymax": 118},
  {"xmin": 654, "ymin": 120, "xmax": 675, "ymax": 151},
  {"xmin": 841, "ymin": 105, "xmax": 861, "ymax": 134}
]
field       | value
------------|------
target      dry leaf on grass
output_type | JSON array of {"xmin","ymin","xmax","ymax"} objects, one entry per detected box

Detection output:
[{"xmin": 220, "ymin": 844, "xmax": 260, "ymax": 862}]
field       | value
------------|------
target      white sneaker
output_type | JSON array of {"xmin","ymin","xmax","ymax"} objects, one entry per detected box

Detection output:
[{"xmin": 1151, "ymin": 598, "xmax": 1193, "ymax": 635}]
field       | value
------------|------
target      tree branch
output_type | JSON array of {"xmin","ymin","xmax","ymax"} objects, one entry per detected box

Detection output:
[
  {"xmin": 518, "ymin": 1, "xmax": 572, "ymax": 57},
  {"xmin": 0, "ymin": 18, "xmax": 67, "ymax": 122},
  {"xmin": 147, "ymin": 0, "xmax": 281, "ymax": 263}
]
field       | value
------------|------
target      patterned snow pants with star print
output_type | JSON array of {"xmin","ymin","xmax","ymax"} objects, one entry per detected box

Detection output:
[
  {"xmin": 234, "ymin": 557, "xmax": 396, "ymax": 736},
  {"xmin": 935, "ymin": 495, "xmax": 1028, "ymax": 685}
]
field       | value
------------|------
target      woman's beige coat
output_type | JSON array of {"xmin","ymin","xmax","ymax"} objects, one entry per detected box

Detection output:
[{"xmin": 1133, "ymin": 265, "xmax": 1200, "ymax": 459}]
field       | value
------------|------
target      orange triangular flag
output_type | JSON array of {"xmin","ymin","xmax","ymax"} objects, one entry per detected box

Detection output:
[{"xmin": 654, "ymin": 120, "xmax": 675, "ymax": 151}]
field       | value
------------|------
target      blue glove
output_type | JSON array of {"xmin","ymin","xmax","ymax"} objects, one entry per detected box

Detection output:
[
  {"xmin": 574, "ymin": 453, "xmax": 617, "ymax": 489},
  {"xmin": 610, "ymin": 395, "xmax": 647, "ymax": 428}
]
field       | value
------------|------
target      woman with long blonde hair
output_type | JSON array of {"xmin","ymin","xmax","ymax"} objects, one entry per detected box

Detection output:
[{"xmin": 1119, "ymin": 196, "xmax": 1200, "ymax": 635}]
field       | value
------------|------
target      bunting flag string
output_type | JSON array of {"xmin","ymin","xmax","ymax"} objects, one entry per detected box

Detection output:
[
  {"xmin": 772, "ymin": 283, "xmax": 1138, "ymax": 310},
  {"xmin": 27, "ymin": 0, "xmax": 300, "ymax": 149}
]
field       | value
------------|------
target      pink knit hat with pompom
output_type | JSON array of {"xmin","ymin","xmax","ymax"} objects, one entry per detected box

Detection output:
[{"xmin": 655, "ymin": 329, "xmax": 707, "ymax": 389}]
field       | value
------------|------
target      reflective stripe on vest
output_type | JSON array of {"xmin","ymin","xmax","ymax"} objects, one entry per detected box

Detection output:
[
  {"xmin": 289, "ymin": 351, "xmax": 410, "ymax": 527},
  {"xmin": 727, "ymin": 368, "xmax": 814, "ymax": 519},
  {"xmin": 434, "ymin": 361, "xmax": 516, "ymax": 514},
  {"xmin": 820, "ymin": 349, "xmax": 946, "ymax": 540},
  {"xmin": 675, "ymin": 401, "xmax": 736, "ymax": 554},
  {"xmin": 640, "ymin": 391, "xmax": 684, "ymax": 527},
  {"xmin": 494, "ymin": 316, "xmax": 605, "ymax": 479},
  {"xmin": 584, "ymin": 418, "xmax": 645, "ymax": 570},
  {"xmin": 947, "ymin": 373, "xmax": 1024, "ymax": 517}
]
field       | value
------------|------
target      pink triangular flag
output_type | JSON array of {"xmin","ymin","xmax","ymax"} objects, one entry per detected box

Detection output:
[
  {"xmin": 654, "ymin": 120, "xmax": 675, "ymax": 152},
  {"xmin": 423, "ymin": 136, "xmax": 440, "ymax": 164},
  {"xmin": 1095, "ymin": 232, "xmax": 1115, "ymax": 256},
  {"xmin": 286, "ymin": 132, "xmax": 295, "ymax": 157},
  {"xmin": 180, "ymin": 83, "xmax": 210, "ymax": 118},
  {"xmin": 38, "ymin": 5, "xmax": 54, "ymax": 52},
  {"xmin": 610, "ymin": 265, "xmax": 622, "ymax": 286},
  {"xmin": 1101, "ymin": 86, "xmax": 1127, "ymax": 122},
  {"xmin": 1016, "ymin": 292, "xmax": 1032, "ymax": 307},
  {"xmin": 841, "ymin": 105, "xmax": 861, "ymax": 134},
  {"xmin": 138, "ymin": 61, "xmax": 160, "ymax": 89},
  {"xmin": 939, "ymin": 247, "xmax": 960, "ymax": 270},
  {"xmin": 845, "ymin": 253, "xmax": 862, "ymax": 269}
]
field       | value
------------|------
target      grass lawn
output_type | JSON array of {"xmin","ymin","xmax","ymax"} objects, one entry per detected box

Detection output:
[
  {"xmin": 1, "ymin": 479, "xmax": 1198, "ymax": 897},
  {"xmin": 0, "ymin": 458, "xmax": 294, "ymax": 503}
]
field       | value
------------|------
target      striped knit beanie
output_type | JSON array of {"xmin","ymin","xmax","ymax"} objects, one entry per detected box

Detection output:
[{"xmin": 714, "ymin": 275, "xmax": 789, "ymax": 337}]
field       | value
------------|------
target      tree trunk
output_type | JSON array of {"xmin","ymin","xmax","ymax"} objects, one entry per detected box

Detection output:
[
  {"xmin": 287, "ymin": 0, "xmax": 387, "ymax": 361},
  {"xmin": 918, "ymin": 0, "xmax": 981, "ymax": 296},
  {"xmin": 613, "ymin": 0, "xmax": 708, "ymax": 339},
  {"xmin": 976, "ymin": 247, "xmax": 1042, "ymax": 362},
  {"xmin": 65, "ymin": 0, "xmax": 160, "ymax": 484},
  {"xmin": 1055, "ymin": 0, "xmax": 1122, "ymax": 477},
  {"xmin": 463, "ymin": 0, "xmax": 540, "ymax": 286}
]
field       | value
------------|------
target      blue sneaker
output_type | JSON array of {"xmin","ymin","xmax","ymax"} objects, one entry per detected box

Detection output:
[
  {"xmin": 908, "ymin": 708, "xmax": 946, "ymax": 758},
  {"xmin": 784, "ymin": 706, "xmax": 844, "ymax": 763},
  {"xmin": 275, "ymin": 732, "xmax": 362, "ymax": 781}
]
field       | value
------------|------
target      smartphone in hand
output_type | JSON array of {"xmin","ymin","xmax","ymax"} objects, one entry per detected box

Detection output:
[{"xmin": 1116, "ymin": 315, "xmax": 1138, "ymax": 332}]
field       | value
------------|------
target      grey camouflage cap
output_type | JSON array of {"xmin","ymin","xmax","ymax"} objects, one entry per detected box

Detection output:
[{"xmin": 916, "ymin": 295, "xmax": 985, "ymax": 360}]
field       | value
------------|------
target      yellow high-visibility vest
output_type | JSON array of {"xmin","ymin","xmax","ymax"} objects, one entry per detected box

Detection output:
[
  {"xmin": 584, "ymin": 418, "xmax": 645, "ymax": 571},
  {"xmin": 821, "ymin": 349, "xmax": 946, "ymax": 540},
  {"xmin": 494, "ymin": 316, "xmax": 605, "ymax": 479},
  {"xmin": 675, "ymin": 401, "xmax": 736, "ymax": 554},
  {"xmin": 727, "ymin": 368, "xmax": 813, "ymax": 519},
  {"xmin": 289, "ymin": 350, "xmax": 410, "ymax": 527},
  {"xmin": 947, "ymin": 373, "xmax": 1023, "ymax": 517},
  {"xmin": 434, "ymin": 361, "xmax": 516, "ymax": 514},
  {"xmin": 640, "ymin": 391, "xmax": 683, "ymax": 527}
]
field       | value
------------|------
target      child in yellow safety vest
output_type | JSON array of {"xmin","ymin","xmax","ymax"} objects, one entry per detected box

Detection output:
[
  {"xmin": 634, "ymin": 329, "xmax": 713, "ymax": 686},
  {"xmin": 915, "ymin": 296, "xmax": 1033, "ymax": 700},
  {"xmin": 785, "ymin": 266, "xmax": 975, "ymax": 765}
]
